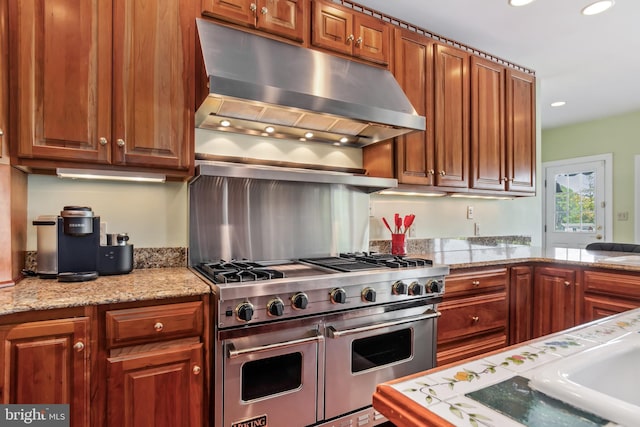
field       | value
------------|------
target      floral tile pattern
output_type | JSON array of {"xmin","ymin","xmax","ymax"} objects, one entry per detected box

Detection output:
[{"xmin": 529, "ymin": 334, "xmax": 599, "ymax": 357}]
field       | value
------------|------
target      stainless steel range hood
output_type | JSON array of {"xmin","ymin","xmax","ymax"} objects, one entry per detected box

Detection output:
[{"xmin": 195, "ymin": 19, "xmax": 425, "ymax": 147}]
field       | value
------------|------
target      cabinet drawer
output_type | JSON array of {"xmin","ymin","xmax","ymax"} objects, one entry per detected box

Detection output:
[
  {"xmin": 438, "ymin": 292, "xmax": 508, "ymax": 343},
  {"xmin": 445, "ymin": 268, "xmax": 507, "ymax": 297},
  {"xmin": 105, "ymin": 302, "xmax": 203, "ymax": 348},
  {"xmin": 583, "ymin": 270, "xmax": 640, "ymax": 299}
]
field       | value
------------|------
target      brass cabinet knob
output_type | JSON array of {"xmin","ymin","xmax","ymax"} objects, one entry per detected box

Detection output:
[
  {"xmin": 471, "ymin": 316, "xmax": 480, "ymax": 323},
  {"xmin": 439, "ymin": 170, "xmax": 446, "ymax": 176},
  {"xmin": 563, "ymin": 281, "xmax": 570, "ymax": 287},
  {"xmin": 0, "ymin": 128, "xmax": 4, "ymax": 136},
  {"xmin": 193, "ymin": 365, "xmax": 201, "ymax": 375},
  {"xmin": 471, "ymin": 280, "xmax": 480, "ymax": 286},
  {"xmin": 356, "ymin": 36, "xmax": 363, "ymax": 46},
  {"xmin": 99, "ymin": 137, "xmax": 108, "ymax": 146},
  {"xmin": 250, "ymin": 3, "xmax": 256, "ymax": 12},
  {"xmin": 428, "ymin": 169, "xmax": 434, "ymax": 175},
  {"xmin": 73, "ymin": 341, "xmax": 85, "ymax": 352},
  {"xmin": 347, "ymin": 34, "xmax": 354, "ymax": 43},
  {"xmin": 116, "ymin": 138, "xmax": 125, "ymax": 147},
  {"xmin": 154, "ymin": 322, "xmax": 164, "ymax": 332},
  {"xmin": 261, "ymin": 6, "xmax": 268, "ymax": 14}
]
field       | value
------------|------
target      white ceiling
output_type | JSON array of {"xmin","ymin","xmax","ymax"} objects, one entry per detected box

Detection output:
[{"xmin": 354, "ymin": 0, "xmax": 640, "ymax": 129}]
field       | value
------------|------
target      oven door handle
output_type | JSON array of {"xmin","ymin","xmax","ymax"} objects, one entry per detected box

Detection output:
[
  {"xmin": 227, "ymin": 332, "xmax": 323, "ymax": 359},
  {"xmin": 327, "ymin": 309, "xmax": 441, "ymax": 338}
]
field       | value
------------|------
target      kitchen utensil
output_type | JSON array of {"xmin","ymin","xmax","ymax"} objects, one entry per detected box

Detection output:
[
  {"xmin": 404, "ymin": 214, "xmax": 415, "ymax": 234},
  {"xmin": 394, "ymin": 213, "xmax": 402, "ymax": 234},
  {"xmin": 382, "ymin": 217, "xmax": 392, "ymax": 233}
]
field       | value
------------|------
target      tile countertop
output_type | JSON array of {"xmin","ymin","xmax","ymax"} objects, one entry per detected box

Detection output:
[
  {"xmin": 0, "ymin": 268, "xmax": 211, "ymax": 316},
  {"xmin": 373, "ymin": 307, "xmax": 640, "ymax": 427}
]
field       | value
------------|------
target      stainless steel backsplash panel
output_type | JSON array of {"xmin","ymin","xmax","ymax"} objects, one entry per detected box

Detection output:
[{"xmin": 189, "ymin": 176, "xmax": 370, "ymax": 264}]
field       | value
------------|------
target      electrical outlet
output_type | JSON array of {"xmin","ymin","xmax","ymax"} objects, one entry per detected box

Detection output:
[
  {"xmin": 474, "ymin": 223, "xmax": 480, "ymax": 236},
  {"xmin": 617, "ymin": 211, "xmax": 629, "ymax": 221},
  {"xmin": 467, "ymin": 205, "xmax": 474, "ymax": 219}
]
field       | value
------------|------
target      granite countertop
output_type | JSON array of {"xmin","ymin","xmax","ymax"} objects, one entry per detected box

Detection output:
[
  {"xmin": 0, "ymin": 267, "xmax": 211, "ymax": 316},
  {"xmin": 374, "ymin": 307, "xmax": 640, "ymax": 427}
]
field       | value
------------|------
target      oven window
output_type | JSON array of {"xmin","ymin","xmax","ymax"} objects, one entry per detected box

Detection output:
[
  {"xmin": 352, "ymin": 328, "xmax": 412, "ymax": 373},
  {"xmin": 241, "ymin": 352, "xmax": 303, "ymax": 401}
]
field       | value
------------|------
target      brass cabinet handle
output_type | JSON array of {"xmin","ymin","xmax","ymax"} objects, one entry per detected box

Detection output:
[
  {"xmin": 563, "ymin": 281, "xmax": 570, "ymax": 287},
  {"xmin": 355, "ymin": 36, "xmax": 363, "ymax": 46},
  {"xmin": 99, "ymin": 137, "xmax": 108, "ymax": 146},
  {"xmin": 439, "ymin": 170, "xmax": 446, "ymax": 176},
  {"xmin": 154, "ymin": 322, "xmax": 164, "ymax": 332},
  {"xmin": 73, "ymin": 341, "xmax": 85, "ymax": 352},
  {"xmin": 116, "ymin": 138, "xmax": 125, "ymax": 147},
  {"xmin": 347, "ymin": 34, "xmax": 354, "ymax": 43},
  {"xmin": 260, "ymin": 6, "xmax": 268, "ymax": 14},
  {"xmin": 471, "ymin": 280, "xmax": 480, "ymax": 286},
  {"xmin": 250, "ymin": 3, "xmax": 256, "ymax": 12},
  {"xmin": 471, "ymin": 316, "xmax": 480, "ymax": 323},
  {"xmin": 193, "ymin": 365, "xmax": 201, "ymax": 375}
]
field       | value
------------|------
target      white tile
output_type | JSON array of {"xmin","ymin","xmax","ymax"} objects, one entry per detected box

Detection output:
[
  {"xmin": 429, "ymin": 396, "xmax": 522, "ymax": 427},
  {"xmin": 390, "ymin": 374, "xmax": 443, "ymax": 408},
  {"xmin": 529, "ymin": 334, "xmax": 599, "ymax": 357},
  {"xmin": 422, "ymin": 360, "xmax": 513, "ymax": 400},
  {"xmin": 482, "ymin": 345, "xmax": 561, "ymax": 374}
]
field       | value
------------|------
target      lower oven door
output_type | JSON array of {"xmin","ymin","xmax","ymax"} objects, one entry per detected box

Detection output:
[
  {"xmin": 323, "ymin": 303, "xmax": 439, "ymax": 420},
  {"xmin": 222, "ymin": 323, "xmax": 322, "ymax": 427}
]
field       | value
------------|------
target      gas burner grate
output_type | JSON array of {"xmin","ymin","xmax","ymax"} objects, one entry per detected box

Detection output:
[
  {"xmin": 339, "ymin": 252, "xmax": 433, "ymax": 269},
  {"xmin": 199, "ymin": 261, "xmax": 286, "ymax": 284}
]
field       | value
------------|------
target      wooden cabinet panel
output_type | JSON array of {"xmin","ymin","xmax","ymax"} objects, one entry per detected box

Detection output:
[
  {"xmin": 533, "ymin": 266, "xmax": 577, "ymax": 337},
  {"xmin": 583, "ymin": 294, "xmax": 639, "ymax": 323},
  {"xmin": 112, "ymin": 0, "xmax": 193, "ymax": 170},
  {"xmin": 9, "ymin": 0, "xmax": 112, "ymax": 163},
  {"xmin": 393, "ymin": 28, "xmax": 434, "ymax": 185},
  {"xmin": 506, "ymin": 69, "xmax": 536, "ymax": 193},
  {"xmin": 444, "ymin": 268, "xmax": 507, "ymax": 298},
  {"xmin": 312, "ymin": 0, "xmax": 388, "ymax": 65},
  {"xmin": 437, "ymin": 333, "xmax": 507, "ymax": 367},
  {"xmin": 105, "ymin": 302, "xmax": 204, "ymax": 348},
  {"xmin": 107, "ymin": 344, "xmax": 204, "ymax": 427},
  {"xmin": 438, "ymin": 292, "xmax": 508, "ymax": 342},
  {"xmin": 202, "ymin": 0, "xmax": 256, "ymax": 26},
  {"xmin": 509, "ymin": 265, "xmax": 533, "ymax": 344},
  {"xmin": 470, "ymin": 56, "xmax": 506, "ymax": 191},
  {"xmin": 1, "ymin": 0, "xmax": 7, "ymax": 160},
  {"xmin": 0, "ymin": 317, "xmax": 89, "ymax": 427},
  {"xmin": 582, "ymin": 270, "xmax": 640, "ymax": 323},
  {"xmin": 434, "ymin": 44, "xmax": 469, "ymax": 188}
]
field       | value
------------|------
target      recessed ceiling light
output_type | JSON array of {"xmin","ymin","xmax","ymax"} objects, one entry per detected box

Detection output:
[
  {"xmin": 220, "ymin": 120, "xmax": 231, "ymax": 127},
  {"xmin": 509, "ymin": 0, "xmax": 536, "ymax": 6},
  {"xmin": 264, "ymin": 126, "xmax": 275, "ymax": 133},
  {"xmin": 551, "ymin": 101, "xmax": 567, "ymax": 107},
  {"xmin": 581, "ymin": 0, "xmax": 614, "ymax": 15},
  {"xmin": 339, "ymin": 137, "xmax": 349, "ymax": 143},
  {"xmin": 304, "ymin": 132, "xmax": 314, "ymax": 139}
]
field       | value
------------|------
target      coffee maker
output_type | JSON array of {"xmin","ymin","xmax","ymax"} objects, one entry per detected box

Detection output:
[{"xmin": 33, "ymin": 206, "xmax": 133, "ymax": 281}]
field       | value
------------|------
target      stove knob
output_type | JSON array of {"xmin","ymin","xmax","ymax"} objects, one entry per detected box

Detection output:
[
  {"xmin": 428, "ymin": 279, "xmax": 443, "ymax": 293},
  {"xmin": 330, "ymin": 288, "xmax": 347, "ymax": 304},
  {"xmin": 236, "ymin": 302, "xmax": 254, "ymax": 322},
  {"xmin": 291, "ymin": 292, "xmax": 309, "ymax": 310},
  {"xmin": 361, "ymin": 287, "xmax": 377, "ymax": 302},
  {"xmin": 267, "ymin": 298, "xmax": 285, "ymax": 317},
  {"xmin": 408, "ymin": 281, "xmax": 424, "ymax": 296},
  {"xmin": 392, "ymin": 280, "xmax": 408, "ymax": 295}
]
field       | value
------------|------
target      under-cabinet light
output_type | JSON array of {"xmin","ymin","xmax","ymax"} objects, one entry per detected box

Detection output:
[
  {"xmin": 449, "ymin": 194, "xmax": 514, "ymax": 200},
  {"xmin": 551, "ymin": 101, "xmax": 567, "ymax": 107},
  {"xmin": 581, "ymin": 0, "xmax": 615, "ymax": 15},
  {"xmin": 56, "ymin": 168, "xmax": 166, "ymax": 183},
  {"xmin": 378, "ymin": 190, "xmax": 446, "ymax": 197},
  {"xmin": 509, "ymin": 0, "xmax": 536, "ymax": 6}
]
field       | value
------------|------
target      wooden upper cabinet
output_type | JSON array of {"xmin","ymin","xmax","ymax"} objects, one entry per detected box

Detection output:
[
  {"xmin": 393, "ymin": 28, "xmax": 435, "ymax": 185},
  {"xmin": 202, "ymin": 0, "xmax": 305, "ymax": 42},
  {"xmin": 9, "ymin": 0, "xmax": 112, "ymax": 163},
  {"xmin": 312, "ymin": 0, "xmax": 389, "ymax": 65},
  {"xmin": 0, "ymin": 317, "xmax": 90, "ymax": 427},
  {"xmin": 506, "ymin": 69, "xmax": 536, "ymax": 193},
  {"xmin": 112, "ymin": 0, "xmax": 193, "ymax": 170},
  {"xmin": 470, "ymin": 56, "xmax": 506, "ymax": 191},
  {"xmin": 9, "ymin": 0, "xmax": 193, "ymax": 173},
  {"xmin": 433, "ymin": 43, "xmax": 469, "ymax": 188}
]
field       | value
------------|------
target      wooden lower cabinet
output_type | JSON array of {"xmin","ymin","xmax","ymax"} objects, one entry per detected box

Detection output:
[
  {"xmin": 107, "ymin": 344, "xmax": 204, "ymax": 427},
  {"xmin": 509, "ymin": 265, "xmax": 533, "ymax": 344},
  {"xmin": 582, "ymin": 270, "xmax": 640, "ymax": 323},
  {"xmin": 532, "ymin": 266, "xmax": 577, "ymax": 338},
  {"xmin": 0, "ymin": 316, "xmax": 90, "ymax": 427},
  {"xmin": 437, "ymin": 268, "xmax": 508, "ymax": 365}
]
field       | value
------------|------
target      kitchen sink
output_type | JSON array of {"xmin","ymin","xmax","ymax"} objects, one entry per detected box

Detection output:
[{"xmin": 529, "ymin": 331, "xmax": 640, "ymax": 426}]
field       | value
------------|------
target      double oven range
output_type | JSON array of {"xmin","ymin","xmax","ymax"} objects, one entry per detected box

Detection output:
[{"xmin": 188, "ymin": 161, "xmax": 449, "ymax": 427}]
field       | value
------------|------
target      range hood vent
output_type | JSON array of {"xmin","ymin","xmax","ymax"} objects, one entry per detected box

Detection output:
[{"xmin": 195, "ymin": 19, "xmax": 425, "ymax": 147}]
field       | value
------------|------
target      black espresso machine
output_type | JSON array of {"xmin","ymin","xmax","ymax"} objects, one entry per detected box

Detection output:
[{"xmin": 33, "ymin": 206, "xmax": 133, "ymax": 281}]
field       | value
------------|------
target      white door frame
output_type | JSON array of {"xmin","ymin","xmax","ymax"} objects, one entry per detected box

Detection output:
[
  {"xmin": 542, "ymin": 153, "xmax": 613, "ymax": 249},
  {"xmin": 635, "ymin": 155, "xmax": 640, "ymax": 243}
]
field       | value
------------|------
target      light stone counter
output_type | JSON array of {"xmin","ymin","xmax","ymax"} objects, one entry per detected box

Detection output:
[{"xmin": 0, "ymin": 267, "xmax": 211, "ymax": 316}]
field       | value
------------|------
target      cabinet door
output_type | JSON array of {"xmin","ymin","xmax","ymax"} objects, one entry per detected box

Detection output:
[
  {"xmin": 0, "ymin": 318, "xmax": 89, "ymax": 427},
  {"xmin": 433, "ymin": 44, "xmax": 469, "ymax": 188},
  {"xmin": 311, "ymin": 1, "xmax": 352, "ymax": 56},
  {"xmin": 258, "ymin": 0, "xmax": 305, "ymax": 42},
  {"xmin": 0, "ymin": 0, "xmax": 7, "ymax": 160},
  {"xmin": 506, "ymin": 69, "xmax": 536, "ymax": 193},
  {"xmin": 107, "ymin": 344, "xmax": 204, "ymax": 427},
  {"xmin": 112, "ymin": 0, "xmax": 193, "ymax": 170},
  {"xmin": 201, "ymin": 0, "xmax": 256, "ymax": 26},
  {"xmin": 470, "ymin": 56, "xmax": 506, "ymax": 191},
  {"xmin": 393, "ymin": 28, "xmax": 434, "ymax": 185},
  {"xmin": 9, "ymin": 0, "xmax": 112, "ymax": 163},
  {"xmin": 510, "ymin": 266, "xmax": 533, "ymax": 344},
  {"xmin": 533, "ymin": 266, "xmax": 576, "ymax": 337},
  {"xmin": 352, "ymin": 13, "xmax": 389, "ymax": 65}
]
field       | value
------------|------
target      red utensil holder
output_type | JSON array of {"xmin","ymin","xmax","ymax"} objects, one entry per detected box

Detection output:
[{"xmin": 391, "ymin": 233, "xmax": 407, "ymax": 255}]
